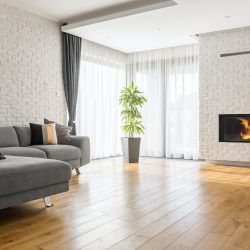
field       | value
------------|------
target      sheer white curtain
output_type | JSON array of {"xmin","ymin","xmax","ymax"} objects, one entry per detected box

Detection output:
[
  {"xmin": 127, "ymin": 44, "xmax": 199, "ymax": 159},
  {"xmin": 77, "ymin": 40, "xmax": 199, "ymax": 160},
  {"xmin": 76, "ymin": 39, "xmax": 126, "ymax": 159},
  {"xmin": 127, "ymin": 55, "xmax": 165, "ymax": 157}
]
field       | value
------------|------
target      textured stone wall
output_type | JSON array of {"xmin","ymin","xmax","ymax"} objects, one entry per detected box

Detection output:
[
  {"xmin": 199, "ymin": 27, "xmax": 250, "ymax": 162},
  {"xmin": 0, "ymin": 3, "xmax": 67, "ymax": 126}
]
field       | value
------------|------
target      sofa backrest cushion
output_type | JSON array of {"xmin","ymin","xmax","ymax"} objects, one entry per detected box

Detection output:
[
  {"xmin": 13, "ymin": 126, "xmax": 31, "ymax": 147},
  {"xmin": 0, "ymin": 127, "xmax": 19, "ymax": 147}
]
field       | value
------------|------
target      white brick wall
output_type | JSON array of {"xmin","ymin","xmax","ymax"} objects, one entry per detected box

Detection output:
[
  {"xmin": 0, "ymin": 3, "xmax": 67, "ymax": 126},
  {"xmin": 199, "ymin": 27, "xmax": 250, "ymax": 162}
]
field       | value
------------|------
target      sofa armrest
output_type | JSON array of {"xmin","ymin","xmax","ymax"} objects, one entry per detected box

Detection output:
[{"xmin": 70, "ymin": 136, "xmax": 90, "ymax": 167}]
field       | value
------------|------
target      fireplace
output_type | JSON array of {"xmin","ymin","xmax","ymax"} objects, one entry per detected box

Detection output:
[{"xmin": 219, "ymin": 114, "xmax": 250, "ymax": 142}]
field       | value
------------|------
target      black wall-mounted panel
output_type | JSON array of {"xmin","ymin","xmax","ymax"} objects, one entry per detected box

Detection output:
[{"xmin": 220, "ymin": 51, "xmax": 250, "ymax": 57}]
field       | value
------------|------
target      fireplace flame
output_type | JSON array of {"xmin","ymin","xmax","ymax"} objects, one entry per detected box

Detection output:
[{"xmin": 237, "ymin": 118, "xmax": 250, "ymax": 140}]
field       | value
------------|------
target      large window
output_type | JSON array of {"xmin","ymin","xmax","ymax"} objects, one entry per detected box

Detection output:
[
  {"xmin": 77, "ymin": 41, "xmax": 199, "ymax": 160},
  {"xmin": 127, "ymin": 44, "xmax": 199, "ymax": 159},
  {"xmin": 76, "ymin": 40, "xmax": 126, "ymax": 159}
]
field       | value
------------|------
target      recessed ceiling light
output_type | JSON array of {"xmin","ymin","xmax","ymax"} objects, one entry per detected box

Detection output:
[{"xmin": 225, "ymin": 16, "xmax": 231, "ymax": 19}]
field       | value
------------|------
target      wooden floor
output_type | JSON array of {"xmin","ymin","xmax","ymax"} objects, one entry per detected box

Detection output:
[{"xmin": 1, "ymin": 158, "xmax": 250, "ymax": 250}]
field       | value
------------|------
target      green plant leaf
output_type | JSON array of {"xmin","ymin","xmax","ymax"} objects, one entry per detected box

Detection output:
[{"xmin": 119, "ymin": 81, "xmax": 147, "ymax": 137}]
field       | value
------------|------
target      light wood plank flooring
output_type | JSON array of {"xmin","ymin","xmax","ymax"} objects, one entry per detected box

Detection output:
[{"xmin": 1, "ymin": 157, "xmax": 250, "ymax": 250}]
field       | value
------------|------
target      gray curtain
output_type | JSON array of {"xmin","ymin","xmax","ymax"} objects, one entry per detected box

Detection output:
[{"xmin": 62, "ymin": 32, "xmax": 82, "ymax": 135}]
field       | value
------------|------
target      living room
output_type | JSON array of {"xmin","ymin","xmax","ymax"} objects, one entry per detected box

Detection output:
[{"xmin": 1, "ymin": 0, "xmax": 250, "ymax": 249}]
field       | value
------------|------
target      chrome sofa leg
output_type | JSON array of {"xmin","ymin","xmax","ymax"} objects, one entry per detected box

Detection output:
[
  {"xmin": 43, "ymin": 197, "xmax": 52, "ymax": 207},
  {"xmin": 75, "ymin": 168, "xmax": 80, "ymax": 175}
]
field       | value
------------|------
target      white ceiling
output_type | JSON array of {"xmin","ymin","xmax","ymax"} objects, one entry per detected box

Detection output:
[
  {"xmin": 66, "ymin": 0, "xmax": 250, "ymax": 52},
  {"xmin": 3, "ymin": 0, "xmax": 250, "ymax": 53}
]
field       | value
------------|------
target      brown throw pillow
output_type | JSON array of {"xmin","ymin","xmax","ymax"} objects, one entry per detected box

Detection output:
[
  {"xmin": 30, "ymin": 123, "xmax": 58, "ymax": 145},
  {"xmin": 44, "ymin": 119, "xmax": 72, "ymax": 145}
]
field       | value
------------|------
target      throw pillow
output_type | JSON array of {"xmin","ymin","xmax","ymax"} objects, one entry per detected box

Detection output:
[
  {"xmin": 44, "ymin": 118, "xmax": 72, "ymax": 144},
  {"xmin": 30, "ymin": 123, "xmax": 58, "ymax": 145},
  {"xmin": 0, "ymin": 152, "xmax": 6, "ymax": 160}
]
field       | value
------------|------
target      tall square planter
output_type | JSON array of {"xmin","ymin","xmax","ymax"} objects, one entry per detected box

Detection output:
[{"xmin": 121, "ymin": 137, "xmax": 141, "ymax": 163}]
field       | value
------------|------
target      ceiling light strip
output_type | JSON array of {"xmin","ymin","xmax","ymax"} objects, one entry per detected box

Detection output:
[{"xmin": 62, "ymin": 0, "xmax": 176, "ymax": 32}]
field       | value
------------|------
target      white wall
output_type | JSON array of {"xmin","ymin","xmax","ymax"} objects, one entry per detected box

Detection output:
[
  {"xmin": 199, "ymin": 27, "xmax": 250, "ymax": 162},
  {"xmin": 0, "ymin": 2, "xmax": 67, "ymax": 126}
]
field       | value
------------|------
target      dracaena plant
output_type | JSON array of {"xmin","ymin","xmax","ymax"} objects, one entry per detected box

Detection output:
[{"xmin": 119, "ymin": 81, "xmax": 147, "ymax": 138}]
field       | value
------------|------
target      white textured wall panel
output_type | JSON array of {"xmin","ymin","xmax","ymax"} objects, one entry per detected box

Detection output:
[
  {"xmin": 199, "ymin": 27, "xmax": 250, "ymax": 162},
  {"xmin": 0, "ymin": 3, "xmax": 66, "ymax": 126}
]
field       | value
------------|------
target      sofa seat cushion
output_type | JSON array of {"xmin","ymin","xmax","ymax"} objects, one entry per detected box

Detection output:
[
  {"xmin": 0, "ymin": 147, "xmax": 46, "ymax": 158},
  {"xmin": 30, "ymin": 145, "xmax": 81, "ymax": 161},
  {"xmin": 0, "ymin": 156, "xmax": 71, "ymax": 196}
]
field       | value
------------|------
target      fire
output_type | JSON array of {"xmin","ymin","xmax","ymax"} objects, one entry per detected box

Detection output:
[{"xmin": 237, "ymin": 118, "xmax": 250, "ymax": 140}]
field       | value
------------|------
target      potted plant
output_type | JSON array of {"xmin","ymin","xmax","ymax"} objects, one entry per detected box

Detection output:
[{"xmin": 119, "ymin": 81, "xmax": 147, "ymax": 163}]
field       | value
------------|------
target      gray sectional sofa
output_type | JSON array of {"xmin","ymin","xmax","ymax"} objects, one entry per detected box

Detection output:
[{"xmin": 0, "ymin": 126, "xmax": 90, "ymax": 209}]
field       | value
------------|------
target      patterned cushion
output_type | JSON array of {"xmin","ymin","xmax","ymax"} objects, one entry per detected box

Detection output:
[
  {"xmin": 30, "ymin": 123, "xmax": 58, "ymax": 145},
  {"xmin": 44, "ymin": 118, "xmax": 72, "ymax": 145}
]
